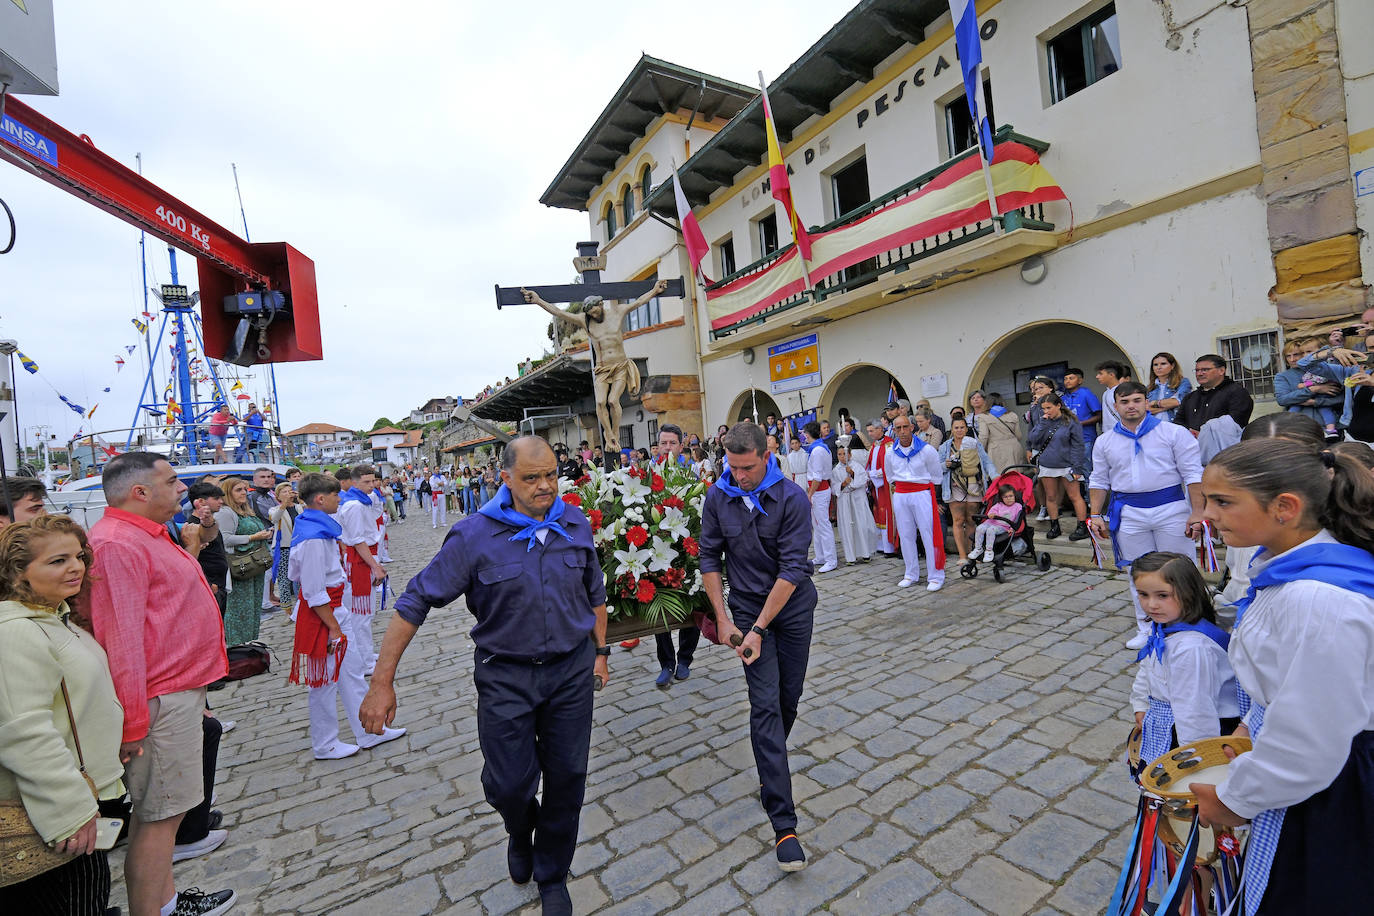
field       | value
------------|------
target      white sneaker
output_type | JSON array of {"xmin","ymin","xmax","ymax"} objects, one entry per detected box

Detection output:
[
  {"xmin": 982, "ymin": 548, "xmax": 994, "ymax": 562},
  {"xmin": 172, "ymin": 828, "xmax": 228, "ymax": 863},
  {"xmin": 314, "ymin": 741, "xmax": 360, "ymax": 761},
  {"xmin": 359, "ymin": 726, "xmax": 407, "ymax": 750},
  {"xmin": 1126, "ymin": 633, "xmax": 1149, "ymax": 650},
  {"xmin": 898, "ymin": 578, "xmax": 914, "ymax": 588},
  {"xmin": 816, "ymin": 563, "xmax": 837, "ymax": 573},
  {"xmin": 1037, "ymin": 508, "xmax": 1050, "ymax": 522},
  {"xmin": 926, "ymin": 580, "xmax": 944, "ymax": 592},
  {"xmin": 219, "ymin": 720, "xmax": 236, "ymax": 734}
]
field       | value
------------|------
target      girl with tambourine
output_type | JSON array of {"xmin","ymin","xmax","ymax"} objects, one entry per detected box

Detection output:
[{"xmin": 1193, "ymin": 440, "xmax": 1374, "ymax": 913}]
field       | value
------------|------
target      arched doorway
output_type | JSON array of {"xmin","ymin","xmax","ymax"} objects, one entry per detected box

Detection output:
[
  {"xmin": 966, "ymin": 321, "xmax": 1136, "ymax": 410},
  {"xmin": 725, "ymin": 388, "xmax": 782, "ymax": 425},
  {"xmin": 818, "ymin": 363, "xmax": 907, "ymax": 430}
]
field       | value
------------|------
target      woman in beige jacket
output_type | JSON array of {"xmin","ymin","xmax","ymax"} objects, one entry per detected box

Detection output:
[{"xmin": 0, "ymin": 515, "xmax": 124, "ymax": 914}]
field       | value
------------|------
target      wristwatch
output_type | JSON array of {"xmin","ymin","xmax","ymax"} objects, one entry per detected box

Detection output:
[
  {"xmin": 594, "ymin": 646, "xmax": 611, "ymax": 657},
  {"xmin": 750, "ymin": 625, "xmax": 767, "ymax": 637}
]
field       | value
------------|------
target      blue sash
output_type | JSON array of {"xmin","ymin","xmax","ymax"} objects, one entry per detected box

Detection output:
[{"xmin": 1107, "ymin": 484, "xmax": 1185, "ymax": 568}]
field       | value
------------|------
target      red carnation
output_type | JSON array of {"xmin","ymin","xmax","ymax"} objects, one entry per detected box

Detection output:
[
  {"xmin": 561, "ymin": 492, "xmax": 582, "ymax": 507},
  {"xmin": 625, "ymin": 525, "xmax": 649, "ymax": 547},
  {"xmin": 650, "ymin": 474, "xmax": 665, "ymax": 493},
  {"xmin": 635, "ymin": 577, "xmax": 657, "ymax": 603},
  {"xmin": 588, "ymin": 509, "xmax": 603, "ymax": 531},
  {"xmin": 617, "ymin": 574, "xmax": 637, "ymax": 597},
  {"xmin": 576, "ymin": 474, "xmax": 591, "ymax": 486},
  {"xmin": 661, "ymin": 495, "xmax": 685, "ymax": 510},
  {"xmin": 682, "ymin": 536, "xmax": 699, "ymax": 557}
]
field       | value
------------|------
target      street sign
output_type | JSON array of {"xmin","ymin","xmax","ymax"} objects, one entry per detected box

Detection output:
[{"xmin": 768, "ymin": 333, "xmax": 822, "ymax": 395}]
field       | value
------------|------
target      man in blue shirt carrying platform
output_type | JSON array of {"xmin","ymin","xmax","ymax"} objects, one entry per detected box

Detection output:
[
  {"xmin": 701, "ymin": 421, "xmax": 817, "ymax": 873},
  {"xmin": 360, "ymin": 436, "xmax": 609, "ymax": 916}
]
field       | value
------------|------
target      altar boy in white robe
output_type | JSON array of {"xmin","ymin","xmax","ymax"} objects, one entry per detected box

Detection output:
[{"xmin": 832, "ymin": 439, "xmax": 876, "ymax": 564}]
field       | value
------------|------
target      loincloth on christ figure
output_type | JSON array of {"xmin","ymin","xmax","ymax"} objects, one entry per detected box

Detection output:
[{"xmin": 593, "ymin": 357, "xmax": 641, "ymax": 399}]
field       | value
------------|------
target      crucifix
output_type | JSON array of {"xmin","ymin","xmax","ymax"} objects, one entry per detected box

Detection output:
[{"xmin": 495, "ymin": 241, "xmax": 686, "ymax": 455}]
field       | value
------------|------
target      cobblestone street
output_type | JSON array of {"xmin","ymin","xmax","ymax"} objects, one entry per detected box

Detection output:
[{"xmin": 110, "ymin": 509, "xmax": 1144, "ymax": 915}]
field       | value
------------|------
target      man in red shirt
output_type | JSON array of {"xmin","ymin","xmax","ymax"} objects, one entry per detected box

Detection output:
[{"xmin": 87, "ymin": 453, "xmax": 236, "ymax": 916}]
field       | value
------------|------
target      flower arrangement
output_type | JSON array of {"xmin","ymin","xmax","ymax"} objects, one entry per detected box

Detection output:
[{"xmin": 561, "ymin": 463, "xmax": 711, "ymax": 629}]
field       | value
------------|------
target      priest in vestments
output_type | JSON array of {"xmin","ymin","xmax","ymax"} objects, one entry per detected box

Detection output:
[{"xmin": 865, "ymin": 419, "xmax": 898, "ymax": 555}]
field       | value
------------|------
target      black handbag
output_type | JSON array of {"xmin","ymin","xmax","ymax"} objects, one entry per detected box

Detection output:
[{"xmin": 223, "ymin": 642, "xmax": 272, "ymax": 681}]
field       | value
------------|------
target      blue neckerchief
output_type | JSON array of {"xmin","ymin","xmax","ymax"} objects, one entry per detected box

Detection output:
[
  {"xmin": 1234, "ymin": 542, "xmax": 1374, "ymax": 628},
  {"xmin": 715, "ymin": 453, "xmax": 786, "ymax": 515},
  {"xmin": 1135, "ymin": 619, "xmax": 1230, "ymax": 663},
  {"xmin": 477, "ymin": 483, "xmax": 572, "ymax": 551},
  {"xmin": 275, "ymin": 508, "xmax": 341, "ymax": 579},
  {"xmin": 1113, "ymin": 413, "xmax": 1161, "ymax": 454},
  {"xmin": 989, "ymin": 406, "xmax": 1008, "ymax": 417},
  {"xmin": 803, "ymin": 439, "xmax": 828, "ymax": 456},
  {"xmin": 339, "ymin": 487, "xmax": 373, "ymax": 510},
  {"xmin": 892, "ymin": 439, "xmax": 926, "ymax": 461}
]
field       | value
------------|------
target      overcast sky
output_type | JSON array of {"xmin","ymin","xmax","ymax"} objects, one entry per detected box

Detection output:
[{"xmin": 1, "ymin": 0, "xmax": 849, "ymax": 449}]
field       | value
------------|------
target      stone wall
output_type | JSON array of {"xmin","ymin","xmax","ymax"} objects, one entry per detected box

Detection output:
[
  {"xmin": 639, "ymin": 374, "xmax": 705, "ymax": 441},
  {"xmin": 1249, "ymin": 0, "xmax": 1370, "ymax": 323}
]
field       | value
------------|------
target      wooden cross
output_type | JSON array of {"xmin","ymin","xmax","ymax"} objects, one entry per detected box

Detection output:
[{"xmin": 494, "ymin": 241, "xmax": 685, "ymax": 310}]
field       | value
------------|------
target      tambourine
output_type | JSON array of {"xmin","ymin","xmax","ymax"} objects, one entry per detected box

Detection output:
[
  {"xmin": 1139, "ymin": 735, "xmax": 1252, "ymax": 802},
  {"xmin": 1156, "ymin": 808, "xmax": 1240, "ymax": 866}
]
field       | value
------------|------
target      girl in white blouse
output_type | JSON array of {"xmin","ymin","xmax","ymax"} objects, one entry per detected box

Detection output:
[
  {"xmin": 1128, "ymin": 551, "xmax": 1240, "ymax": 768},
  {"xmin": 1194, "ymin": 439, "xmax": 1374, "ymax": 914}
]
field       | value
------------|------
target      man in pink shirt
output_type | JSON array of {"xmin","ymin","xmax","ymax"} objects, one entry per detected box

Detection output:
[{"xmin": 87, "ymin": 453, "xmax": 236, "ymax": 916}]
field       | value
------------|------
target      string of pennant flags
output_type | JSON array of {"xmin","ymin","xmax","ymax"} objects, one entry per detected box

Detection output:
[{"xmin": 14, "ymin": 307, "xmax": 266, "ymax": 437}]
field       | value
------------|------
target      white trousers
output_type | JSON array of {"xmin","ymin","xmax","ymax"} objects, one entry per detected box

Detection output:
[
  {"xmin": 1115, "ymin": 500, "xmax": 1196, "ymax": 636},
  {"xmin": 308, "ymin": 608, "xmax": 369, "ymax": 755},
  {"xmin": 810, "ymin": 489, "xmax": 836, "ymax": 568},
  {"xmin": 893, "ymin": 489, "xmax": 944, "ymax": 585},
  {"xmin": 341, "ymin": 601, "xmax": 377, "ymax": 671},
  {"xmin": 431, "ymin": 494, "xmax": 446, "ymax": 528}
]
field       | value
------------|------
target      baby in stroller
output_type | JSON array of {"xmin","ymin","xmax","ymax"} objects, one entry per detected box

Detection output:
[
  {"xmin": 971, "ymin": 484, "xmax": 1024, "ymax": 561},
  {"xmin": 959, "ymin": 467, "xmax": 1052, "ymax": 582}
]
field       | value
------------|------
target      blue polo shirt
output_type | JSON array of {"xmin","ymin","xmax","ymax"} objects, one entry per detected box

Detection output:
[
  {"xmin": 394, "ymin": 505, "xmax": 606, "ymax": 658},
  {"xmin": 699, "ymin": 477, "xmax": 816, "ymax": 614},
  {"xmin": 1060, "ymin": 386, "xmax": 1102, "ymax": 448}
]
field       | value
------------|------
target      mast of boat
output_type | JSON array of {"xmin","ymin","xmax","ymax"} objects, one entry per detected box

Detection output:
[
  {"xmin": 135, "ymin": 153, "xmax": 156, "ymax": 442},
  {"xmin": 232, "ymin": 163, "xmax": 283, "ymax": 458}
]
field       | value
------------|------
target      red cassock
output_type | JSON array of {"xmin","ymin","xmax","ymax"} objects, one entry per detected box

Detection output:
[{"xmin": 869, "ymin": 436, "xmax": 898, "ymax": 551}]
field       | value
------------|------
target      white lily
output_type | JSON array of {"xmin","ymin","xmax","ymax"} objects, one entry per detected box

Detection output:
[
  {"xmin": 618, "ymin": 474, "xmax": 652, "ymax": 506},
  {"xmin": 647, "ymin": 536, "xmax": 677, "ymax": 572},
  {"xmin": 612, "ymin": 545, "xmax": 652, "ymax": 578},
  {"xmin": 658, "ymin": 506, "xmax": 690, "ymax": 541}
]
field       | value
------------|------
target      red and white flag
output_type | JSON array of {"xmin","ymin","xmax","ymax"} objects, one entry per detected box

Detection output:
[{"xmin": 672, "ymin": 164, "xmax": 710, "ymax": 283}]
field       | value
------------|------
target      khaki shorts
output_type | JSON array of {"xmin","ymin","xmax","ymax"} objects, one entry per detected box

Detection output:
[{"xmin": 124, "ymin": 687, "xmax": 205, "ymax": 822}]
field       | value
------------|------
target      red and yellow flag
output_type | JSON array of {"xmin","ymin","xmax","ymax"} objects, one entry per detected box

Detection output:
[{"xmin": 760, "ymin": 79, "xmax": 813, "ymax": 262}]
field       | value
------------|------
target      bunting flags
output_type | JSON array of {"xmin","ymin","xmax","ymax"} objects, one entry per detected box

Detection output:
[
  {"xmin": 672, "ymin": 162, "xmax": 710, "ymax": 282},
  {"xmin": 18, "ymin": 351, "xmax": 38, "ymax": 374},
  {"xmin": 132, "ymin": 318, "xmax": 148, "ymax": 334},
  {"xmin": 236, "ymin": 392, "xmax": 250, "ymax": 401},
  {"xmin": 760, "ymin": 74, "xmax": 813, "ymax": 262},
  {"xmin": 230, "ymin": 380, "xmax": 244, "ymax": 392},
  {"xmin": 115, "ymin": 356, "xmax": 125, "ymax": 370},
  {"xmin": 58, "ymin": 394, "xmax": 86, "ymax": 415},
  {"xmin": 124, "ymin": 345, "xmax": 137, "ymax": 355},
  {"xmin": 86, "ymin": 403, "xmax": 99, "ymax": 419},
  {"xmin": 101, "ymin": 444, "xmax": 119, "ymax": 457}
]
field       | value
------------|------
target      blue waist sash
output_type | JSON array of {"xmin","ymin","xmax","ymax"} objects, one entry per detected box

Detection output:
[{"xmin": 1108, "ymin": 484, "xmax": 1185, "ymax": 568}]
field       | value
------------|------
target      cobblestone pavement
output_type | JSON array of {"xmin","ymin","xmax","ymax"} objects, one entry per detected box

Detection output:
[{"xmin": 110, "ymin": 508, "xmax": 1144, "ymax": 915}]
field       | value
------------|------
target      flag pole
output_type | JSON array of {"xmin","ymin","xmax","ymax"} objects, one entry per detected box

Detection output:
[
  {"xmin": 758, "ymin": 72, "xmax": 814, "ymax": 292},
  {"xmin": 974, "ymin": 74, "xmax": 1001, "ymax": 234}
]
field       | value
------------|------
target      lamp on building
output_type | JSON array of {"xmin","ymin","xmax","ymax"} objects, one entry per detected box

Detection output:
[
  {"xmin": 1019, "ymin": 254, "xmax": 1048, "ymax": 285},
  {"xmin": 742, "ymin": 348, "xmax": 756, "ymax": 365}
]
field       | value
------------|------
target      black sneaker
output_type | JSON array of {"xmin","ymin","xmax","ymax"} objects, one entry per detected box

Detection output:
[
  {"xmin": 172, "ymin": 888, "xmax": 236, "ymax": 916},
  {"xmin": 775, "ymin": 833, "xmax": 806, "ymax": 872}
]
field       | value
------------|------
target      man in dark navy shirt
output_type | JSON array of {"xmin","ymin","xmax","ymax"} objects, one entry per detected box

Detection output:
[
  {"xmin": 360, "ymin": 436, "xmax": 608, "ymax": 916},
  {"xmin": 701, "ymin": 422, "xmax": 817, "ymax": 874}
]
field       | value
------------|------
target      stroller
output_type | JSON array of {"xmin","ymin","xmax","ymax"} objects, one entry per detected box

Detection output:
[{"xmin": 958, "ymin": 466, "xmax": 1052, "ymax": 583}]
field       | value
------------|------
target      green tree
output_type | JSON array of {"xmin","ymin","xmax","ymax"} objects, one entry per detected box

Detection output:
[{"xmin": 371, "ymin": 417, "xmax": 394, "ymax": 430}]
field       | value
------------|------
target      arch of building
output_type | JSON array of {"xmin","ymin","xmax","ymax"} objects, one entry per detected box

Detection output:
[
  {"xmin": 724, "ymin": 388, "xmax": 782, "ymax": 425},
  {"xmin": 817, "ymin": 362, "xmax": 908, "ymax": 429},
  {"xmin": 964, "ymin": 320, "xmax": 1137, "ymax": 409}
]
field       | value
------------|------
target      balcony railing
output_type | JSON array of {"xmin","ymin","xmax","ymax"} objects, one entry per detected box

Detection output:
[{"xmin": 705, "ymin": 127, "xmax": 1060, "ymax": 340}]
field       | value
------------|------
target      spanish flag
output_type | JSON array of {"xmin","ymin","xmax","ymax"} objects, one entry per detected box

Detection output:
[{"xmin": 760, "ymin": 74, "xmax": 812, "ymax": 262}]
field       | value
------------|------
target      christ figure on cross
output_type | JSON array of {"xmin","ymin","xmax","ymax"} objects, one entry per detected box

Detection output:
[{"xmin": 521, "ymin": 278, "xmax": 669, "ymax": 454}]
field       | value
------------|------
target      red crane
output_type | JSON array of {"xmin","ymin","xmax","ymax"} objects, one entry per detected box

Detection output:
[{"xmin": 0, "ymin": 94, "xmax": 321, "ymax": 365}]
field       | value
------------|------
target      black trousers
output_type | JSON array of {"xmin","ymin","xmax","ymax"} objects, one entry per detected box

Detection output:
[
  {"xmin": 0, "ymin": 849, "xmax": 110, "ymax": 915},
  {"xmin": 732, "ymin": 589, "xmax": 815, "ymax": 833},
  {"xmin": 655, "ymin": 626, "xmax": 700, "ymax": 671},
  {"xmin": 175, "ymin": 714, "xmax": 222, "ymax": 844},
  {"xmin": 473, "ymin": 640, "xmax": 594, "ymax": 886}
]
